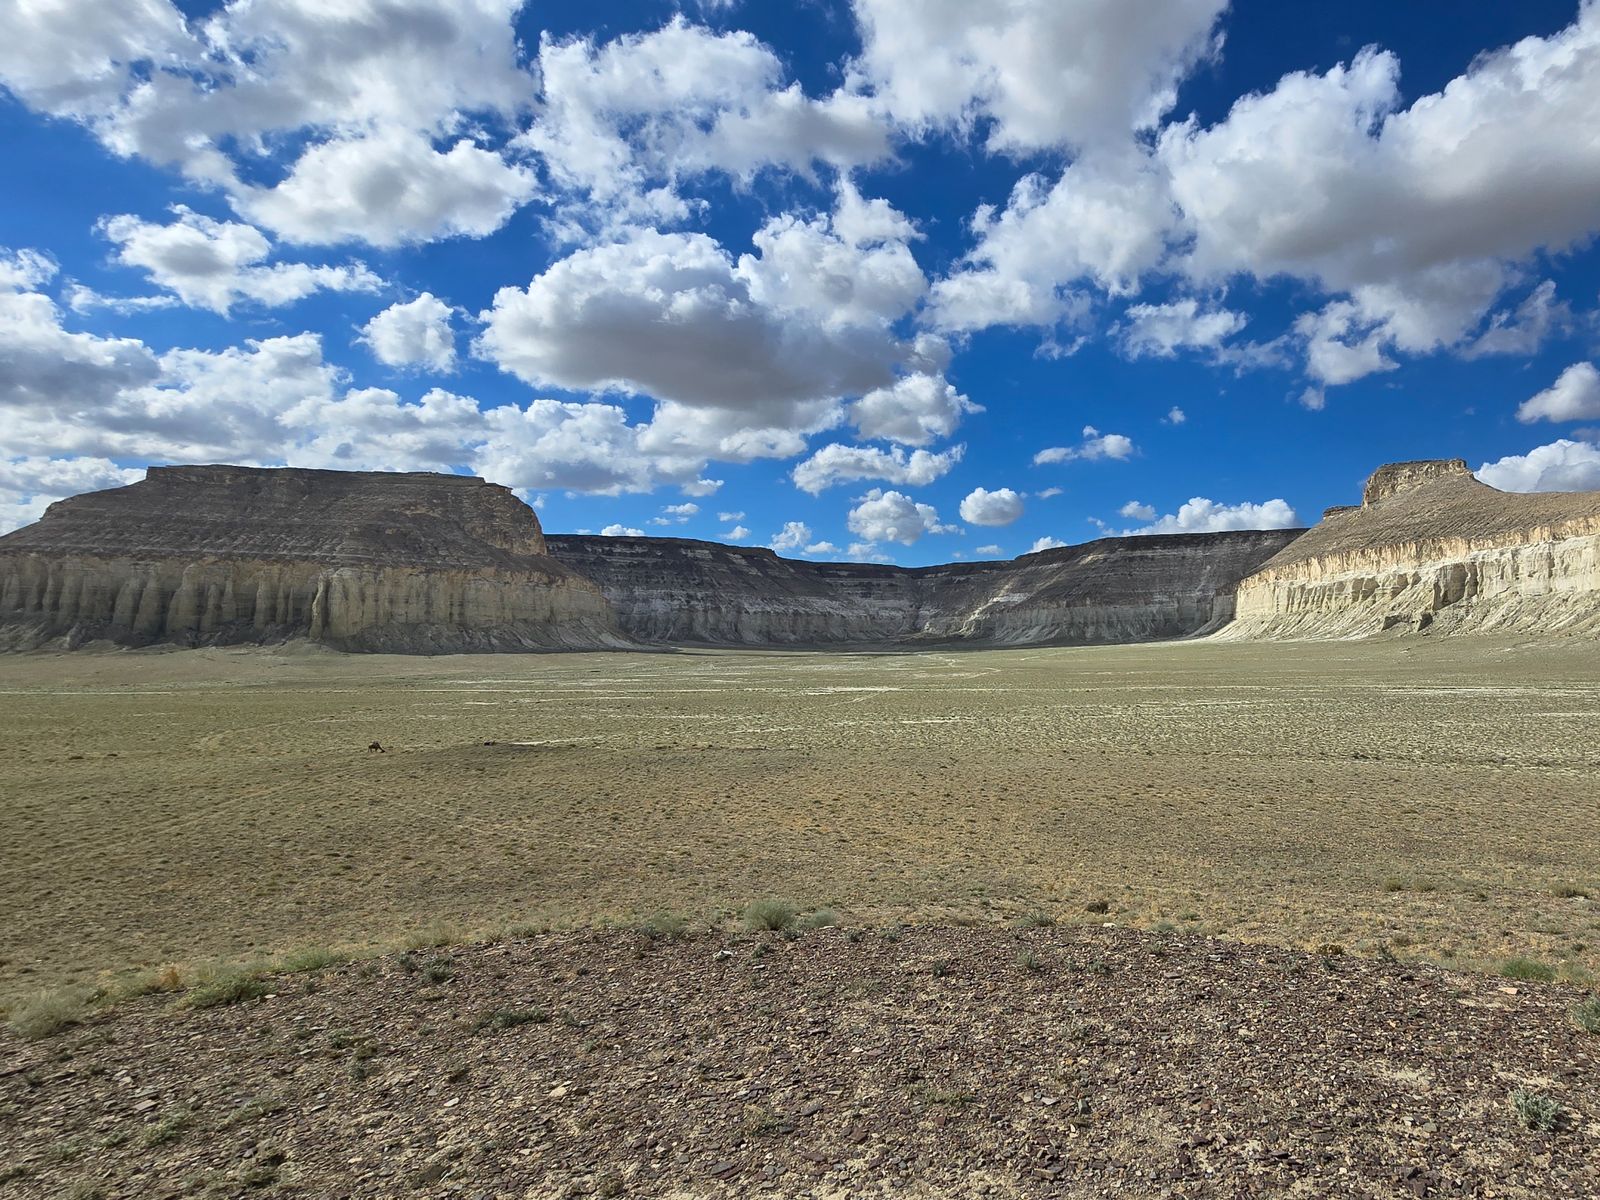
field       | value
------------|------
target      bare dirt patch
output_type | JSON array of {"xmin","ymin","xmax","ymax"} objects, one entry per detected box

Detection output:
[{"xmin": 1, "ymin": 925, "xmax": 1595, "ymax": 1198}]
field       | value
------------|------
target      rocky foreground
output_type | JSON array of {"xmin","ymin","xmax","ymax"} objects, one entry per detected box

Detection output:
[{"xmin": 2, "ymin": 926, "xmax": 1595, "ymax": 1198}]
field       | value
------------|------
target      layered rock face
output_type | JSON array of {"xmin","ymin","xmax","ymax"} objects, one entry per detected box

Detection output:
[
  {"xmin": 0, "ymin": 466, "xmax": 624, "ymax": 651},
  {"xmin": 1225, "ymin": 459, "xmax": 1600, "ymax": 639},
  {"xmin": 546, "ymin": 530, "xmax": 1303, "ymax": 647}
]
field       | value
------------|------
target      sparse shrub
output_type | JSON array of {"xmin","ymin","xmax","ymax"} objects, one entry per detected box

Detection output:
[
  {"xmin": 475, "ymin": 1007, "xmax": 549, "ymax": 1032},
  {"xmin": 637, "ymin": 912, "xmax": 690, "ymax": 941},
  {"xmin": 117, "ymin": 965, "xmax": 184, "ymax": 999},
  {"xmin": 420, "ymin": 954, "xmax": 454, "ymax": 984},
  {"xmin": 137, "ymin": 1104, "xmax": 194, "ymax": 1148},
  {"xmin": 181, "ymin": 971, "xmax": 268, "ymax": 1010},
  {"xmin": 799, "ymin": 908, "xmax": 839, "ymax": 930},
  {"xmin": 1511, "ymin": 1088, "xmax": 1564, "ymax": 1132},
  {"xmin": 1015, "ymin": 910, "xmax": 1055, "ymax": 929},
  {"xmin": 1084, "ymin": 899, "xmax": 1110, "ymax": 915},
  {"xmin": 1552, "ymin": 884, "xmax": 1591, "ymax": 899},
  {"xmin": 1016, "ymin": 949, "xmax": 1042, "ymax": 973},
  {"xmin": 743, "ymin": 899, "xmax": 798, "ymax": 932},
  {"xmin": 1500, "ymin": 957, "xmax": 1557, "ymax": 983},
  {"xmin": 1315, "ymin": 942, "xmax": 1345, "ymax": 958},
  {"xmin": 930, "ymin": 959, "xmax": 952, "ymax": 978},
  {"xmin": 4, "ymin": 987, "xmax": 90, "ymax": 1039},
  {"xmin": 401, "ymin": 923, "xmax": 461, "ymax": 951},
  {"xmin": 881, "ymin": 925, "xmax": 903, "ymax": 943},
  {"xmin": 54, "ymin": 1183, "xmax": 104, "ymax": 1200},
  {"xmin": 275, "ymin": 947, "xmax": 347, "ymax": 974},
  {"xmin": 1570, "ymin": 994, "xmax": 1600, "ymax": 1034}
]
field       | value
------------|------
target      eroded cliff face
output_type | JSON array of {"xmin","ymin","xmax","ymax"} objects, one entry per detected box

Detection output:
[
  {"xmin": 1223, "ymin": 460, "xmax": 1600, "ymax": 639},
  {"xmin": 0, "ymin": 466, "xmax": 624, "ymax": 651},
  {"xmin": 545, "ymin": 530, "xmax": 1303, "ymax": 647}
]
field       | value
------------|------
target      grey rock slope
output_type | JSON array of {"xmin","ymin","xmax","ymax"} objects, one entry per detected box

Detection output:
[
  {"xmin": 545, "ymin": 530, "xmax": 1304, "ymax": 647},
  {"xmin": 0, "ymin": 466, "xmax": 625, "ymax": 651},
  {"xmin": 1222, "ymin": 459, "xmax": 1600, "ymax": 639}
]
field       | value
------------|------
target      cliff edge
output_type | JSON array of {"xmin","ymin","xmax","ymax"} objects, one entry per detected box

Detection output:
[
  {"xmin": 545, "ymin": 529, "xmax": 1302, "ymax": 647},
  {"xmin": 1222, "ymin": 459, "xmax": 1600, "ymax": 639},
  {"xmin": 0, "ymin": 466, "xmax": 625, "ymax": 651}
]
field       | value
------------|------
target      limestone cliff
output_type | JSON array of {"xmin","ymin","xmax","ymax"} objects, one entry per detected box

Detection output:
[
  {"xmin": 0, "ymin": 466, "xmax": 625, "ymax": 651},
  {"xmin": 1224, "ymin": 459, "xmax": 1600, "ymax": 639},
  {"xmin": 545, "ymin": 530, "xmax": 1303, "ymax": 647}
]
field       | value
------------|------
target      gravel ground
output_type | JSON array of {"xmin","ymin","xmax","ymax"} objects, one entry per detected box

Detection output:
[{"xmin": 2, "ymin": 924, "xmax": 1596, "ymax": 1199}]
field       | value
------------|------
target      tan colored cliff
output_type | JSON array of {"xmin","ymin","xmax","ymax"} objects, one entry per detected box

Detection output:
[
  {"xmin": 1221, "ymin": 459, "xmax": 1600, "ymax": 639},
  {"xmin": 0, "ymin": 466, "xmax": 626, "ymax": 651}
]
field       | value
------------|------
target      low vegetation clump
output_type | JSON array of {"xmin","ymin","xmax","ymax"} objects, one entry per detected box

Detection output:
[
  {"xmin": 1500, "ymin": 957, "xmax": 1558, "ymax": 983},
  {"xmin": 274, "ymin": 947, "xmax": 347, "ymax": 974},
  {"xmin": 1016, "ymin": 949, "xmax": 1042, "ymax": 973},
  {"xmin": 475, "ymin": 1007, "xmax": 550, "ymax": 1032},
  {"xmin": 743, "ymin": 899, "xmax": 798, "ymax": 932},
  {"xmin": 1570, "ymin": 995, "xmax": 1600, "ymax": 1034},
  {"xmin": 137, "ymin": 1104, "xmax": 195, "ymax": 1148},
  {"xmin": 1510, "ymin": 1089, "xmax": 1564, "ymax": 1132},
  {"xmin": 636, "ymin": 912, "xmax": 690, "ymax": 941},
  {"xmin": 4, "ymin": 987, "xmax": 91, "ymax": 1039},
  {"xmin": 798, "ymin": 908, "xmax": 839, "ymax": 930},
  {"xmin": 1015, "ymin": 910, "xmax": 1055, "ymax": 929},
  {"xmin": 1551, "ymin": 884, "xmax": 1591, "ymax": 899},
  {"xmin": 1084, "ymin": 899, "xmax": 1110, "ymax": 914},
  {"xmin": 181, "ymin": 970, "xmax": 269, "ymax": 1010}
]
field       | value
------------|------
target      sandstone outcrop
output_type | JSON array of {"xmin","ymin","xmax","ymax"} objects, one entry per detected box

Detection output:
[
  {"xmin": 0, "ymin": 466, "xmax": 625, "ymax": 651},
  {"xmin": 545, "ymin": 530, "xmax": 1302, "ymax": 647},
  {"xmin": 1224, "ymin": 459, "xmax": 1600, "ymax": 639}
]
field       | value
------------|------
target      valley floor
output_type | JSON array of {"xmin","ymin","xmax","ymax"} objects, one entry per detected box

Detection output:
[{"xmin": 2, "ymin": 638, "xmax": 1598, "ymax": 995}]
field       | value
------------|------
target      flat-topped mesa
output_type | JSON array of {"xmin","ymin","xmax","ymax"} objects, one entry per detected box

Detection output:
[
  {"xmin": 1223, "ymin": 457, "xmax": 1600, "ymax": 640},
  {"xmin": 1360, "ymin": 458, "xmax": 1473, "ymax": 506},
  {"xmin": 0, "ymin": 466, "xmax": 623, "ymax": 652},
  {"xmin": 545, "ymin": 529, "xmax": 1303, "ymax": 647}
]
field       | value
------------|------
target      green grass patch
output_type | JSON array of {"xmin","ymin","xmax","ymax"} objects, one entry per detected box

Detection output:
[
  {"xmin": 181, "ymin": 971, "xmax": 269, "ymax": 1010},
  {"xmin": 1500, "ymin": 957, "xmax": 1558, "ymax": 983},
  {"xmin": 743, "ymin": 899, "xmax": 798, "ymax": 932}
]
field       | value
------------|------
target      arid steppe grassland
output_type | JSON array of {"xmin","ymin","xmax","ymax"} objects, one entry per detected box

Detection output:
[{"xmin": 2, "ymin": 638, "xmax": 1598, "ymax": 999}]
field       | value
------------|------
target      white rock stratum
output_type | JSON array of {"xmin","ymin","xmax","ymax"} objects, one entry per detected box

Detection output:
[{"xmin": 1221, "ymin": 459, "xmax": 1600, "ymax": 639}]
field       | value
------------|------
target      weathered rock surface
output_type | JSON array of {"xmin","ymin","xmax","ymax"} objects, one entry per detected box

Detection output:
[
  {"xmin": 1224, "ymin": 459, "xmax": 1600, "ymax": 639},
  {"xmin": 0, "ymin": 466, "xmax": 625, "ymax": 651},
  {"xmin": 546, "ymin": 530, "xmax": 1303, "ymax": 647}
]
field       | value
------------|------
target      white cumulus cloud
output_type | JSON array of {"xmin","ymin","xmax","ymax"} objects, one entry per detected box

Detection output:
[
  {"xmin": 359, "ymin": 294, "xmax": 458, "ymax": 373},
  {"xmin": 1516, "ymin": 362, "xmax": 1600, "ymax": 424},
  {"xmin": 958, "ymin": 486, "xmax": 1024, "ymax": 527}
]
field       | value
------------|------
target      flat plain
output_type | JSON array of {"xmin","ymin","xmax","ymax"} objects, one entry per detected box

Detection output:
[{"xmin": 2, "ymin": 637, "xmax": 1599, "ymax": 998}]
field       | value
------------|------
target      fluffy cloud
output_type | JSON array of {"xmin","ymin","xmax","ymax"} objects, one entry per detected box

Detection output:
[
  {"xmin": 601, "ymin": 523, "xmax": 645, "ymax": 537},
  {"xmin": 791, "ymin": 444, "xmax": 963, "ymax": 495},
  {"xmin": 359, "ymin": 294, "xmax": 458, "ymax": 373},
  {"xmin": 1159, "ymin": 8, "xmax": 1600, "ymax": 375},
  {"xmin": 770, "ymin": 521, "xmax": 813, "ymax": 552},
  {"xmin": 723, "ymin": 524, "xmax": 750, "ymax": 541},
  {"xmin": 650, "ymin": 502, "xmax": 699, "ymax": 526},
  {"xmin": 1477, "ymin": 439, "xmax": 1600, "ymax": 492},
  {"xmin": 1034, "ymin": 427, "xmax": 1135, "ymax": 464},
  {"xmin": 0, "ymin": 258, "xmax": 163, "ymax": 421},
  {"xmin": 97, "ymin": 208, "xmax": 381, "ymax": 312},
  {"xmin": 1516, "ymin": 363, "xmax": 1600, "ymax": 424},
  {"xmin": 846, "ymin": 489, "xmax": 955, "ymax": 545},
  {"xmin": 930, "ymin": 155, "xmax": 1173, "ymax": 331},
  {"xmin": 1126, "ymin": 497, "xmax": 1299, "ymax": 535},
  {"xmin": 477, "ymin": 198, "xmax": 938, "ymax": 474},
  {"xmin": 0, "ymin": 455, "xmax": 145, "ymax": 534},
  {"xmin": 1029, "ymin": 535, "xmax": 1069, "ymax": 553},
  {"xmin": 0, "ymin": 1, "xmax": 538, "ymax": 246},
  {"xmin": 1118, "ymin": 500, "xmax": 1156, "ymax": 520},
  {"xmin": 238, "ymin": 130, "xmax": 537, "ymax": 247},
  {"xmin": 1120, "ymin": 298, "xmax": 1246, "ymax": 359},
  {"xmin": 958, "ymin": 486, "xmax": 1024, "ymax": 527},
  {"xmin": 848, "ymin": 372, "xmax": 979, "ymax": 445},
  {"xmin": 849, "ymin": 0, "xmax": 1226, "ymax": 152},
  {"xmin": 526, "ymin": 17, "xmax": 888, "ymax": 232}
]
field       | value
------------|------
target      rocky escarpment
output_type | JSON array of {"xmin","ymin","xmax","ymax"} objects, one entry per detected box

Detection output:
[
  {"xmin": 0, "ymin": 466, "xmax": 625, "ymax": 652},
  {"xmin": 546, "ymin": 530, "xmax": 1303, "ymax": 647},
  {"xmin": 1224, "ymin": 459, "xmax": 1600, "ymax": 639}
]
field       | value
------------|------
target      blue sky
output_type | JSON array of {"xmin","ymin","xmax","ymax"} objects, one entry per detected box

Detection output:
[{"xmin": 2, "ymin": 0, "xmax": 1599, "ymax": 563}]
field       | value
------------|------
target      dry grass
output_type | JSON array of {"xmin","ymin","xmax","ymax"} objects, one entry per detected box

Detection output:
[{"xmin": 2, "ymin": 638, "xmax": 1599, "ymax": 1001}]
